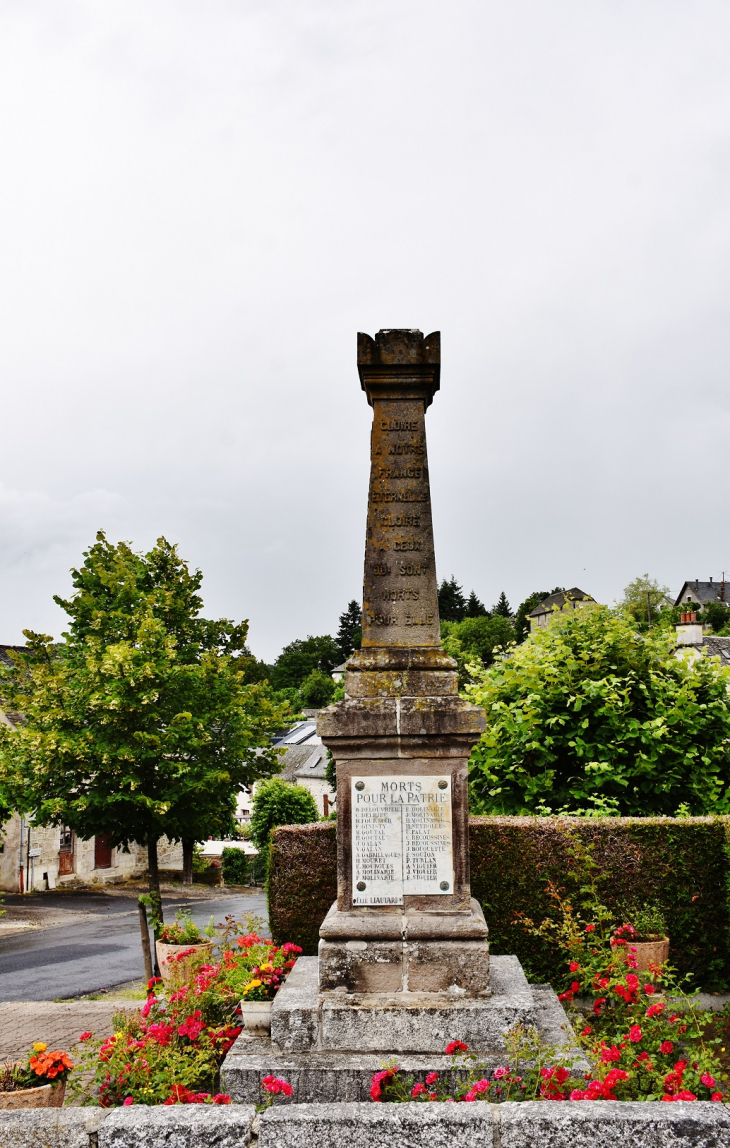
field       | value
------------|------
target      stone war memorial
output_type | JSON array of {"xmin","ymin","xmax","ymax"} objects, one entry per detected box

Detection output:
[{"xmin": 222, "ymin": 329, "xmax": 580, "ymax": 1102}]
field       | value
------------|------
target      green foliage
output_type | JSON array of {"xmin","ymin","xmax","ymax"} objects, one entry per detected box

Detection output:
[
  {"xmin": 442, "ymin": 615, "xmax": 515, "ymax": 686},
  {"xmin": 325, "ymin": 748, "xmax": 337, "ymax": 791},
  {"xmin": 299, "ymin": 668, "xmax": 336, "ymax": 708},
  {"xmin": 220, "ymin": 846, "xmax": 249, "ymax": 885},
  {"xmin": 269, "ymin": 635, "xmax": 340, "ymax": 690},
  {"xmin": 158, "ymin": 908, "xmax": 203, "ymax": 945},
  {"xmin": 0, "ymin": 533, "xmax": 287, "ymax": 893},
  {"xmin": 492, "ymin": 591, "xmax": 512, "ymax": 618},
  {"xmin": 620, "ymin": 573, "xmax": 672, "ymax": 628},
  {"xmin": 268, "ymin": 816, "xmax": 730, "ymax": 989},
  {"xmin": 249, "ymin": 778, "xmax": 319, "ymax": 853},
  {"xmin": 465, "ymin": 591, "xmax": 487, "ymax": 617},
  {"xmin": 336, "ymin": 600, "xmax": 362, "ymax": 661},
  {"xmin": 437, "ymin": 576, "xmax": 468, "ymax": 622},
  {"xmin": 703, "ymin": 600, "xmax": 730, "ymax": 634},
  {"xmin": 466, "ymin": 605, "xmax": 730, "ymax": 817}
]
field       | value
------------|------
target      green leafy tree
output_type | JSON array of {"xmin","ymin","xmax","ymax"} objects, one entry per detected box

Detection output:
[
  {"xmin": 269, "ymin": 635, "xmax": 340, "ymax": 691},
  {"xmin": 620, "ymin": 574, "xmax": 672, "ymax": 629},
  {"xmin": 514, "ymin": 590, "xmax": 550, "ymax": 643},
  {"xmin": 467, "ymin": 605, "xmax": 730, "ymax": 817},
  {"xmin": 0, "ymin": 533, "xmax": 287, "ymax": 904},
  {"xmin": 442, "ymin": 615, "xmax": 515, "ymax": 686},
  {"xmin": 465, "ymin": 591, "xmax": 488, "ymax": 618},
  {"xmin": 493, "ymin": 591, "xmax": 512, "ymax": 618},
  {"xmin": 299, "ymin": 668, "xmax": 336, "ymax": 709},
  {"xmin": 702, "ymin": 600, "xmax": 730, "ymax": 634},
  {"xmin": 336, "ymin": 601, "xmax": 362, "ymax": 661},
  {"xmin": 438, "ymin": 576, "xmax": 467, "ymax": 622},
  {"xmin": 249, "ymin": 778, "xmax": 319, "ymax": 867}
]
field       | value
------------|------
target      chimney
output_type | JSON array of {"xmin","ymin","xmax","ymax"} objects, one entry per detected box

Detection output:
[
  {"xmin": 710, "ymin": 575, "xmax": 713, "ymax": 584},
  {"xmin": 676, "ymin": 618, "xmax": 703, "ymax": 646}
]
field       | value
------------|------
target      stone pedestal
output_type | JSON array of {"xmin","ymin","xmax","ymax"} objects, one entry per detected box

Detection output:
[{"xmin": 317, "ymin": 329, "xmax": 487, "ymax": 1003}]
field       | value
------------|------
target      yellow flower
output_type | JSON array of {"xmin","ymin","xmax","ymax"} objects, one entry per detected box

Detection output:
[
  {"xmin": 243, "ymin": 979, "xmax": 262, "ymax": 993},
  {"xmin": 259, "ymin": 964, "xmax": 273, "ymax": 972},
  {"xmin": 33, "ymin": 1043, "xmax": 47, "ymax": 1053},
  {"xmin": 114, "ymin": 1032, "xmax": 122, "ymax": 1039}
]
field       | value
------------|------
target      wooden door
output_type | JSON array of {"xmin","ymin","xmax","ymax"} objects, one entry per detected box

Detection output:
[
  {"xmin": 58, "ymin": 827, "xmax": 74, "ymax": 875},
  {"xmin": 94, "ymin": 833, "xmax": 113, "ymax": 869}
]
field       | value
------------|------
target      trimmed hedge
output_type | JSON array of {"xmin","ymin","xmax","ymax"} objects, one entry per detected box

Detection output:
[{"xmin": 268, "ymin": 817, "xmax": 730, "ymax": 990}]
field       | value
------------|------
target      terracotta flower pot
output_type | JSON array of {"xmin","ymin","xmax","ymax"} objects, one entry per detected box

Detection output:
[
  {"xmin": 156, "ymin": 940, "xmax": 215, "ymax": 983},
  {"xmin": 0, "ymin": 1081, "xmax": 66, "ymax": 1109},
  {"xmin": 239, "ymin": 1000, "xmax": 272, "ymax": 1034},
  {"xmin": 630, "ymin": 936, "xmax": 670, "ymax": 972}
]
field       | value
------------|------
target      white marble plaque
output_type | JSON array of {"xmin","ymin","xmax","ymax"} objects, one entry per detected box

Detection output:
[{"xmin": 351, "ymin": 775, "xmax": 454, "ymax": 906}]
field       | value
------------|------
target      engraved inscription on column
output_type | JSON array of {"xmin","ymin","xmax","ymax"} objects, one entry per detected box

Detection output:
[
  {"xmin": 362, "ymin": 399, "xmax": 441, "ymax": 646},
  {"xmin": 351, "ymin": 776, "xmax": 454, "ymax": 905}
]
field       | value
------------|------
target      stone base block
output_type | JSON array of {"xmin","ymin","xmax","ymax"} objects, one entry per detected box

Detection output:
[
  {"xmin": 223, "ymin": 966, "xmax": 587, "ymax": 1103},
  {"xmin": 269, "ymin": 955, "xmax": 564, "ymax": 1057}
]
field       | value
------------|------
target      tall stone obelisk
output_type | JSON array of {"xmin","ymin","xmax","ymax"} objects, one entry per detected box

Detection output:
[{"xmin": 318, "ymin": 330, "xmax": 488, "ymax": 1004}]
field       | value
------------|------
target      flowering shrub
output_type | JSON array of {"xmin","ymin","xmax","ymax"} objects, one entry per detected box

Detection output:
[
  {"xmin": 158, "ymin": 909, "xmax": 206, "ymax": 947},
  {"xmin": 70, "ymin": 915, "xmax": 301, "ymax": 1106}
]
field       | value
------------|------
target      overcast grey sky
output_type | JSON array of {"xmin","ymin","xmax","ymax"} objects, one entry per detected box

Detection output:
[{"xmin": 2, "ymin": 1, "xmax": 730, "ymax": 661}]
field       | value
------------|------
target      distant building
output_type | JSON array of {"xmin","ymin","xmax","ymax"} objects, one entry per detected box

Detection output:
[
  {"xmin": 674, "ymin": 579, "xmax": 729, "ymax": 610},
  {"xmin": 275, "ymin": 743, "xmax": 335, "ymax": 817},
  {"xmin": 674, "ymin": 620, "xmax": 730, "ymax": 667},
  {"xmin": 529, "ymin": 587, "xmax": 596, "ymax": 632}
]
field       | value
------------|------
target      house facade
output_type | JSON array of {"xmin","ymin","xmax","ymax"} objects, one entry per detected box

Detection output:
[{"xmin": 529, "ymin": 587, "xmax": 596, "ymax": 631}]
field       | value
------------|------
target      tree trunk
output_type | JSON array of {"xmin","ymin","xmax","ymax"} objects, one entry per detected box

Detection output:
[{"xmin": 182, "ymin": 838, "xmax": 194, "ymax": 886}]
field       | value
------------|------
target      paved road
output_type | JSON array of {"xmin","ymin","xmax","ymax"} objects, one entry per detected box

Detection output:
[{"xmin": 0, "ymin": 890, "xmax": 269, "ymax": 1001}]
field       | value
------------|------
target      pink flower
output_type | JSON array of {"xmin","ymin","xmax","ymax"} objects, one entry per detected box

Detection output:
[
  {"xmin": 262, "ymin": 1075, "xmax": 293, "ymax": 1097},
  {"xmin": 123, "ymin": 1097, "xmax": 134, "ymax": 1106},
  {"xmin": 701, "ymin": 1073, "xmax": 716, "ymax": 1088},
  {"xmin": 493, "ymin": 1067, "xmax": 509, "ymax": 1079},
  {"xmin": 78, "ymin": 1031, "xmax": 93, "ymax": 1042},
  {"xmin": 471, "ymin": 1079, "xmax": 490, "ymax": 1093},
  {"xmin": 600, "ymin": 1045, "xmax": 621, "ymax": 1063},
  {"xmin": 629, "ymin": 1026, "xmax": 642, "ymax": 1043},
  {"xmin": 425, "ymin": 1072, "xmax": 438, "ymax": 1085},
  {"xmin": 445, "ymin": 1041, "xmax": 469, "ymax": 1055},
  {"xmin": 659, "ymin": 1041, "xmax": 674, "ymax": 1054},
  {"xmin": 411, "ymin": 1083, "xmax": 426, "ymax": 1097},
  {"xmin": 644, "ymin": 984, "xmax": 655, "ymax": 995}
]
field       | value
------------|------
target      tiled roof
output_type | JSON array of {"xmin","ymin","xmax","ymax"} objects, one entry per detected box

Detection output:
[
  {"xmin": 674, "ymin": 581, "xmax": 729, "ymax": 608},
  {"xmin": 529, "ymin": 588, "xmax": 595, "ymax": 618},
  {"xmin": 697, "ymin": 636, "xmax": 730, "ymax": 666}
]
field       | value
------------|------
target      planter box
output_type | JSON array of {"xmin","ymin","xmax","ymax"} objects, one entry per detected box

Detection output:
[
  {"xmin": 631, "ymin": 937, "xmax": 670, "ymax": 972},
  {"xmin": 156, "ymin": 940, "xmax": 214, "ymax": 983},
  {"xmin": 0, "ymin": 1080, "xmax": 66, "ymax": 1109},
  {"xmin": 240, "ymin": 1000, "xmax": 272, "ymax": 1034}
]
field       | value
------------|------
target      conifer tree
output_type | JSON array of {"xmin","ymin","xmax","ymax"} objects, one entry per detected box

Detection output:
[
  {"xmin": 336, "ymin": 600, "xmax": 362, "ymax": 661},
  {"xmin": 493, "ymin": 591, "xmax": 512, "ymax": 618},
  {"xmin": 438, "ymin": 577, "xmax": 467, "ymax": 622}
]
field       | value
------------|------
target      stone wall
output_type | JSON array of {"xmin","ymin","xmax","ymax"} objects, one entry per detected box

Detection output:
[{"xmin": 2, "ymin": 1100, "xmax": 729, "ymax": 1148}]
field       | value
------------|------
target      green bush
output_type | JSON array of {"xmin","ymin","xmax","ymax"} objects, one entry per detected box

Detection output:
[
  {"xmin": 467, "ymin": 605, "xmax": 730, "ymax": 816},
  {"xmin": 220, "ymin": 847, "xmax": 248, "ymax": 885},
  {"xmin": 267, "ymin": 816, "xmax": 730, "ymax": 989},
  {"xmin": 299, "ymin": 669, "xmax": 336, "ymax": 708},
  {"xmin": 250, "ymin": 778, "xmax": 319, "ymax": 854}
]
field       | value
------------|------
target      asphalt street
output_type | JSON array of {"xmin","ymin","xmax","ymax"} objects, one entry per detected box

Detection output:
[{"xmin": 0, "ymin": 890, "xmax": 269, "ymax": 1001}]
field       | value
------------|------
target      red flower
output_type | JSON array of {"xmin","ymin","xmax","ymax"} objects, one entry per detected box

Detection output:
[
  {"xmin": 445, "ymin": 1041, "xmax": 469, "ymax": 1054},
  {"xmin": 712, "ymin": 1093, "xmax": 724, "ymax": 1102},
  {"xmin": 425, "ymin": 1072, "xmax": 438, "ymax": 1085},
  {"xmin": 593, "ymin": 998, "xmax": 606, "ymax": 1015},
  {"xmin": 581, "ymin": 1026, "xmax": 592, "ymax": 1037},
  {"xmin": 628, "ymin": 1026, "xmax": 642, "ymax": 1043},
  {"xmin": 701, "ymin": 1073, "xmax": 716, "ymax": 1088},
  {"xmin": 78, "ymin": 1032, "xmax": 93, "ymax": 1042},
  {"xmin": 659, "ymin": 1041, "xmax": 674, "ymax": 1054},
  {"xmin": 411, "ymin": 1083, "xmax": 426, "ymax": 1097},
  {"xmin": 262, "ymin": 1075, "xmax": 293, "ymax": 1096},
  {"xmin": 569, "ymin": 961, "xmax": 580, "ymax": 972},
  {"xmin": 600, "ymin": 1045, "xmax": 621, "ymax": 1063},
  {"xmin": 585, "ymin": 924, "xmax": 595, "ymax": 932},
  {"xmin": 644, "ymin": 984, "xmax": 655, "ymax": 995}
]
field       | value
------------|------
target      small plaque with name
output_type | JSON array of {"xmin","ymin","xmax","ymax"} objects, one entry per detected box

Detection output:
[{"xmin": 351, "ymin": 775, "xmax": 454, "ymax": 906}]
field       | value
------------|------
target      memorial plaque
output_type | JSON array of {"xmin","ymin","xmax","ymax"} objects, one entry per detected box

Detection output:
[{"xmin": 351, "ymin": 775, "xmax": 454, "ymax": 906}]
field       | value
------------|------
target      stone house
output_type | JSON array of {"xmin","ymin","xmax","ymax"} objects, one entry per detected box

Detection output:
[
  {"xmin": 528, "ymin": 587, "xmax": 596, "ymax": 631},
  {"xmin": 674, "ymin": 578, "xmax": 729, "ymax": 611}
]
